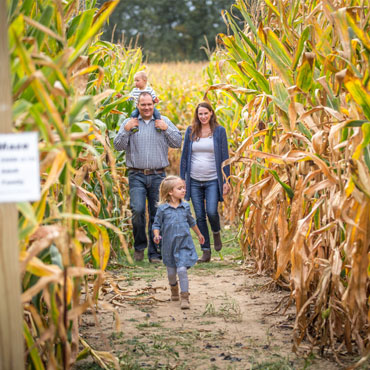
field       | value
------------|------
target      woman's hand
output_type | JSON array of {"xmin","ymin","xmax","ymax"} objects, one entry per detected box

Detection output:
[{"xmin": 223, "ymin": 183, "xmax": 230, "ymax": 195}]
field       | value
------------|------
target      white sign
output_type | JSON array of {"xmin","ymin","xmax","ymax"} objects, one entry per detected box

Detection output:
[{"xmin": 0, "ymin": 132, "xmax": 41, "ymax": 203}]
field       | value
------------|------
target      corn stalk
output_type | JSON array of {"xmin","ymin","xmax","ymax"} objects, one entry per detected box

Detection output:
[
  {"xmin": 8, "ymin": 0, "xmax": 141, "ymax": 367},
  {"xmin": 205, "ymin": 0, "xmax": 370, "ymax": 362}
]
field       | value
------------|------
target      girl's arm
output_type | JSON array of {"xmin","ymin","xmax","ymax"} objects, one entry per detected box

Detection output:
[
  {"xmin": 191, "ymin": 224, "xmax": 205, "ymax": 245},
  {"xmin": 152, "ymin": 207, "xmax": 163, "ymax": 244},
  {"xmin": 185, "ymin": 203, "xmax": 205, "ymax": 244},
  {"xmin": 153, "ymin": 229, "xmax": 161, "ymax": 244}
]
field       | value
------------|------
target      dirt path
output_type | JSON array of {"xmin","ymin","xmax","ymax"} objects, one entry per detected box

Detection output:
[{"xmin": 76, "ymin": 246, "xmax": 348, "ymax": 369}]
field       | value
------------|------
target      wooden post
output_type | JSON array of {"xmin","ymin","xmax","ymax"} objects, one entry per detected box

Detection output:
[{"xmin": 0, "ymin": 1, "xmax": 25, "ymax": 369}]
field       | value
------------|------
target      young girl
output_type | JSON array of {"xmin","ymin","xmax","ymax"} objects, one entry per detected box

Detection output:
[{"xmin": 153, "ymin": 176, "xmax": 204, "ymax": 309}]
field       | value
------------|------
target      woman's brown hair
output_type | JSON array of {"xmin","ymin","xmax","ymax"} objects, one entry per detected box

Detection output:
[{"xmin": 190, "ymin": 102, "xmax": 218, "ymax": 141}]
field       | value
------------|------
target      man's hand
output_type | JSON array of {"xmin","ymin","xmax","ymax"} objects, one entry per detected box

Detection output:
[
  {"xmin": 124, "ymin": 118, "xmax": 139, "ymax": 132},
  {"xmin": 155, "ymin": 119, "xmax": 168, "ymax": 131}
]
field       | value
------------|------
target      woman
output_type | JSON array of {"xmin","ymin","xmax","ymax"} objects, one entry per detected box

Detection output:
[{"xmin": 180, "ymin": 102, "xmax": 230, "ymax": 262}]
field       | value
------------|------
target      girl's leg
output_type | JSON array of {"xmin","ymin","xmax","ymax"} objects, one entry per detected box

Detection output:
[
  {"xmin": 166, "ymin": 266, "xmax": 179, "ymax": 301},
  {"xmin": 177, "ymin": 266, "xmax": 189, "ymax": 292},
  {"xmin": 177, "ymin": 266, "xmax": 190, "ymax": 309},
  {"xmin": 153, "ymin": 107, "xmax": 161, "ymax": 120},
  {"xmin": 130, "ymin": 108, "xmax": 139, "ymax": 118},
  {"xmin": 166, "ymin": 266, "xmax": 177, "ymax": 285}
]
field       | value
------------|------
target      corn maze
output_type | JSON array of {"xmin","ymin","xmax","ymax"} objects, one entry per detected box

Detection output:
[{"xmin": 5, "ymin": 0, "xmax": 370, "ymax": 368}]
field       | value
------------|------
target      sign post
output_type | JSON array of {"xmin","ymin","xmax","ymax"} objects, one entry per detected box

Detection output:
[{"xmin": 0, "ymin": 1, "xmax": 25, "ymax": 369}]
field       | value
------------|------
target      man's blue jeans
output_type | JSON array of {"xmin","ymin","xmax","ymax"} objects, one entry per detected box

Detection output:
[
  {"xmin": 190, "ymin": 178, "xmax": 221, "ymax": 251},
  {"xmin": 128, "ymin": 170, "xmax": 165, "ymax": 260}
]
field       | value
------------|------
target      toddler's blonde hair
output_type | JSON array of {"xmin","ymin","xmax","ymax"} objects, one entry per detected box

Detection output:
[
  {"xmin": 134, "ymin": 71, "xmax": 148, "ymax": 81},
  {"xmin": 158, "ymin": 175, "xmax": 183, "ymax": 205}
]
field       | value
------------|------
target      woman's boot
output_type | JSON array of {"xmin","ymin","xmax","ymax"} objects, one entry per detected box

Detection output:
[
  {"xmin": 213, "ymin": 231, "xmax": 222, "ymax": 252},
  {"xmin": 170, "ymin": 283, "xmax": 179, "ymax": 301},
  {"xmin": 197, "ymin": 249, "xmax": 211, "ymax": 263},
  {"xmin": 180, "ymin": 292, "xmax": 190, "ymax": 309}
]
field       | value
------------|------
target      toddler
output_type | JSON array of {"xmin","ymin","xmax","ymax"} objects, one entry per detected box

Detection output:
[
  {"xmin": 153, "ymin": 176, "xmax": 204, "ymax": 309},
  {"xmin": 130, "ymin": 71, "xmax": 161, "ymax": 132}
]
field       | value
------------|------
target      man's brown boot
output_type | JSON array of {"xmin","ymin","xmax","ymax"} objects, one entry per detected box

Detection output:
[
  {"xmin": 213, "ymin": 231, "xmax": 222, "ymax": 252},
  {"xmin": 197, "ymin": 249, "xmax": 211, "ymax": 263},
  {"xmin": 180, "ymin": 292, "xmax": 190, "ymax": 309},
  {"xmin": 170, "ymin": 283, "xmax": 179, "ymax": 301}
]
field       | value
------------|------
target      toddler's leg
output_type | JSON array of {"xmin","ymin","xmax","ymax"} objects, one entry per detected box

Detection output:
[
  {"xmin": 166, "ymin": 266, "xmax": 179, "ymax": 301},
  {"xmin": 153, "ymin": 107, "xmax": 161, "ymax": 120},
  {"xmin": 130, "ymin": 108, "xmax": 139, "ymax": 118},
  {"xmin": 177, "ymin": 266, "xmax": 190, "ymax": 309}
]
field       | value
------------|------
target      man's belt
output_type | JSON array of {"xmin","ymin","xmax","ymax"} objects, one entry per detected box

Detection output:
[{"xmin": 129, "ymin": 168, "xmax": 165, "ymax": 175}]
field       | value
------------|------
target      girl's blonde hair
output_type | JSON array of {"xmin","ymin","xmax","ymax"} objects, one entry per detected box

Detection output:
[{"xmin": 158, "ymin": 175, "xmax": 183, "ymax": 204}]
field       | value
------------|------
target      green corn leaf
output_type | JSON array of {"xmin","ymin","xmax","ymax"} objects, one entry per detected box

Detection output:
[
  {"xmin": 269, "ymin": 77, "xmax": 289, "ymax": 112},
  {"xmin": 269, "ymin": 169, "xmax": 294, "ymax": 199},
  {"xmin": 234, "ymin": 0, "xmax": 258, "ymax": 36},
  {"xmin": 23, "ymin": 321, "xmax": 45, "ymax": 370},
  {"xmin": 235, "ymin": 60, "xmax": 271, "ymax": 94},
  {"xmin": 298, "ymin": 122, "xmax": 312, "ymax": 140},
  {"xmin": 296, "ymin": 53, "xmax": 314, "ymax": 92},
  {"xmin": 17, "ymin": 202, "xmax": 38, "ymax": 228},
  {"xmin": 31, "ymin": 5, "xmax": 54, "ymax": 47},
  {"xmin": 69, "ymin": 96, "xmax": 93, "ymax": 124},
  {"xmin": 364, "ymin": 144, "xmax": 370, "ymax": 173},
  {"xmin": 20, "ymin": 0, "xmax": 34, "ymax": 15},
  {"xmin": 7, "ymin": 0, "xmax": 19, "ymax": 19},
  {"xmin": 346, "ymin": 11, "xmax": 370, "ymax": 53},
  {"xmin": 69, "ymin": 1, "xmax": 119, "ymax": 62},
  {"xmin": 345, "ymin": 120, "xmax": 370, "ymax": 127},
  {"xmin": 265, "ymin": 0, "xmax": 280, "ymax": 17},
  {"xmin": 344, "ymin": 72, "xmax": 370, "ymax": 120},
  {"xmin": 266, "ymin": 29, "xmax": 292, "ymax": 67},
  {"xmin": 292, "ymin": 26, "xmax": 310, "ymax": 70},
  {"xmin": 224, "ymin": 10, "xmax": 257, "ymax": 55},
  {"xmin": 69, "ymin": 9, "xmax": 95, "ymax": 48},
  {"xmin": 50, "ymin": 244, "xmax": 63, "ymax": 269}
]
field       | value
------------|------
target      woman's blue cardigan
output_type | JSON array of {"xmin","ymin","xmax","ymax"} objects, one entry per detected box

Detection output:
[{"xmin": 180, "ymin": 125, "xmax": 230, "ymax": 202}]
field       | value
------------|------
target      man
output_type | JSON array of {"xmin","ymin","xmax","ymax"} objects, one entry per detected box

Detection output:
[{"xmin": 114, "ymin": 92, "xmax": 182, "ymax": 262}]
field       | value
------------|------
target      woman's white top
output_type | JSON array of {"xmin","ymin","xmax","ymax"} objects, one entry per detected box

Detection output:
[{"xmin": 190, "ymin": 136, "xmax": 217, "ymax": 181}]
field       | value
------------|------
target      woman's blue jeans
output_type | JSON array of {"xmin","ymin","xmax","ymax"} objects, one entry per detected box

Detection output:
[
  {"xmin": 128, "ymin": 170, "xmax": 165, "ymax": 260},
  {"xmin": 190, "ymin": 178, "xmax": 221, "ymax": 251}
]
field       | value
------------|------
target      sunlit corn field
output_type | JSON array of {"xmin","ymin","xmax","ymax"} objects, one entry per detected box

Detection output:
[{"xmin": 5, "ymin": 0, "xmax": 370, "ymax": 368}]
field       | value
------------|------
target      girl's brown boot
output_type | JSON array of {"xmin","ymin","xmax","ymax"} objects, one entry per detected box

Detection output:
[
  {"xmin": 170, "ymin": 283, "xmax": 179, "ymax": 301},
  {"xmin": 180, "ymin": 292, "xmax": 190, "ymax": 309}
]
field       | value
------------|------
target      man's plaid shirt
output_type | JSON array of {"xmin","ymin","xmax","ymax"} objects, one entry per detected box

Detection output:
[{"xmin": 113, "ymin": 115, "xmax": 182, "ymax": 169}]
